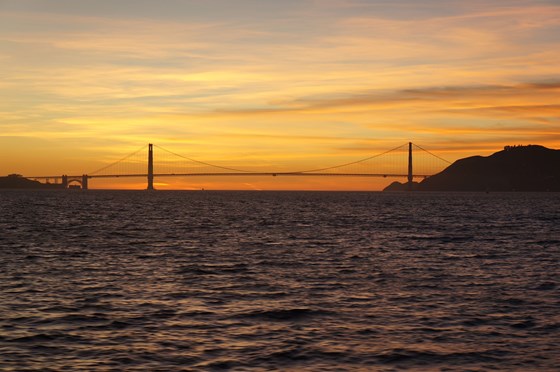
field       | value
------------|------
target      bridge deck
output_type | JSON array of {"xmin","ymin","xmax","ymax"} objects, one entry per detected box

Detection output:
[{"xmin": 28, "ymin": 172, "xmax": 430, "ymax": 179}]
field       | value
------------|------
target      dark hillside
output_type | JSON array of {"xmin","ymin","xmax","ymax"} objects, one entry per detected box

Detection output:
[
  {"xmin": 0, "ymin": 174, "xmax": 63, "ymax": 189},
  {"xmin": 385, "ymin": 145, "xmax": 560, "ymax": 191}
]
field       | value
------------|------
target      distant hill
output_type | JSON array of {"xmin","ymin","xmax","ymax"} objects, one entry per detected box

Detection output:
[
  {"xmin": 384, "ymin": 145, "xmax": 560, "ymax": 192},
  {"xmin": 0, "ymin": 174, "xmax": 63, "ymax": 189}
]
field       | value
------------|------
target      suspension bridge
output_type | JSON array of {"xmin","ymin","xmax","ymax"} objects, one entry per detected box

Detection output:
[{"xmin": 26, "ymin": 142, "xmax": 451, "ymax": 190}]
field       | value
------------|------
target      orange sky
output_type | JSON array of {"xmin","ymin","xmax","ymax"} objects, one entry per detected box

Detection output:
[{"xmin": 1, "ymin": 0, "xmax": 559, "ymax": 190}]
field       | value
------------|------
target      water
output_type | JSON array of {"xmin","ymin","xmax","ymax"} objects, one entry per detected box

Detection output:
[{"xmin": 1, "ymin": 190, "xmax": 559, "ymax": 371}]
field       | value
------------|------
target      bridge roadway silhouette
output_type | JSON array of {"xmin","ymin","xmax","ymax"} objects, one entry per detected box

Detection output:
[{"xmin": 27, "ymin": 142, "xmax": 449, "ymax": 190}]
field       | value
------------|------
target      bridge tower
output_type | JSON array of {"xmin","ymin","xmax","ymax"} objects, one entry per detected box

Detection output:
[
  {"xmin": 147, "ymin": 143, "xmax": 154, "ymax": 190},
  {"xmin": 62, "ymin": 175, "xmax": 68, "ymax": 189},
  {"xmin": 82, "ymin": 175, "xmax": 89, "ymax": 190},
  {"xmin": 407, "ymin": 142, "xmax": 413, "ymax": 190}
]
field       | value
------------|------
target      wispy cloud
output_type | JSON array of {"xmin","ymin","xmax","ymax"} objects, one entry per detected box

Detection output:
[{"xmin": 1, "ymin": 1, "xmax": 559, "ymax": 187}]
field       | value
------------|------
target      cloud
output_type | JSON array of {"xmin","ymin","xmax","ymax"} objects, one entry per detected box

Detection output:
[
  {"xmin": 210, "ymin": 81, "xmax": 560, "ymax": 115},
  {"xmin": 443, "ymin": 104, "xmax": 560, "ymax": 124},
  {"xmin": 1, "ymin": 1, "xmax": 560, "ymax": 186}
]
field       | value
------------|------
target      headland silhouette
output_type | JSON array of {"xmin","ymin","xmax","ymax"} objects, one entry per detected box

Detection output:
[
  {"xmin": 0, "ymin": 174, "xmax": 66, "ymax": 189},
  {"xmin": 385, "ymin": 145, "xmax": 560, "ymax": 192}
]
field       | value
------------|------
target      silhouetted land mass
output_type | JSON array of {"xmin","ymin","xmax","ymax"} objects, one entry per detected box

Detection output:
[
  {"xmin": 385, "ymin": 145, "xmax": 560, "ymax": 192},
  {"xmin": 0, "ymin": 174, "xmax": 63, "ymax": 189}
]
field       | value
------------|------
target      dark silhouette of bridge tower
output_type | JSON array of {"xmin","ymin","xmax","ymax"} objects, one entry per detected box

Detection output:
[
  {"xmin": 408, "ymin": 142, "xmax": 413, "ymax": 190},
  {"xmin": 147, "ymin": 143, "xmax": 154, "ymax": 190}
]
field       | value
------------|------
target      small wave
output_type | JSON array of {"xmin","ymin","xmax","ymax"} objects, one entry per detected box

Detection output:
[
  {"xmin": 57, "ymin": 314, "xmax": 108, "ymax": 323},
  {"xmin": 462, "ymin": 317, "xmax": 491, "ymax": 327},
  {"xmin": 346, "ymin": 296, "xmax": 374, "ymax": 303},
  {"xmin": 534, "ymin": 239, "xmax": 560, "ymax": 245},
  {"xmin": 357, "ymin": 328, "xmax": 380, "ymax": 335},
  {"xmin": 536, "ymin": 322, "xmax": 560, "ymax": 332},
  {"xmin": 196, "ymin": 359, "xmax": 242, "ymax": 370},
  {"xmin": 9, "ymin": 334, "xmax": 59, "ymax": 343},
  {"xmin": 260, "ymin": 291, "xmax": 290, "ymax": 299},
  {"xmin": 149, "ymin": 309, "xmax": 177, "ymax": 319},
  {"xmin": 40, "ymin": 305, "xmax": 81, "ymax": 313},
  {"xmin": 500, "ymin": 297, "xmax": 527, "ymax": 306},
  {"xmin": 376, "ymin": 348, "xmax": 505, "ymax": 365},
  {"xmin": 106, "ymin": 320, "xmax": 133, "ymax": 330},
  {"xmin": 534, "ymin": 282, "xmax": 556, "ymax": 291},
  {"xmin": 235, "ymin": 308, "xmax": 331, "ymax": 322},
  {"xmin": 510, "ymin": 319, "xmax": 537, "ymax": 329},
  {"xmin": 177, "ymin": 310, "xmax": 216, "ymax": 318},
  {"xmin": 473, "ymin": 253, "xmax": 503, "ymax": 259},
  {"xmin": 255, "ymin": 259, "xmax": 305, "ymax": 268},
  {"xmin": 416, "ymin": 327, "xmax": 447, "ymax": 333},
  {"xmin": 82, "ymin": 320, "xmax": 132, "ymax": 331},
  {"xmin": 250, "ymin": 346, "xmax": 351, "ymax": 367},
  {"xmin": 29, "ymin": 344, "xmax": 69, "ymax": 354},
  {"xmin": 8, "ymin": 333, "xmax": 84, "ymax": 343},
  {"xmin": 177, "ymin": 265, "xmax": 218, "ymax": 276}
]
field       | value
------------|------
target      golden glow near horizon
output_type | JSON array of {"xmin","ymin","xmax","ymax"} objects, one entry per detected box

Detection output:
[{"xmin": 1, "ymin": 1, "xmax": 559, "ymax": 190}]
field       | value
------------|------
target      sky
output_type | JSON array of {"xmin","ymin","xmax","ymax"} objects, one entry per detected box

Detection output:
[{"xmin": 1, "ymin": 0, "xmax": 559, "ymax": 190}]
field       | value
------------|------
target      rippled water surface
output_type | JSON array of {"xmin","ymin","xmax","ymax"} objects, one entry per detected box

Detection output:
[{"xmin": 1, "ymin": 190, "xmax": 559, "ymax": 371}]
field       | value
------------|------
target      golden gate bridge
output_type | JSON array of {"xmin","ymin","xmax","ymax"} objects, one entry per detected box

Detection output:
[{"xmin": 26, "ymin": 142, "xmax": 450, "ymax": 189}]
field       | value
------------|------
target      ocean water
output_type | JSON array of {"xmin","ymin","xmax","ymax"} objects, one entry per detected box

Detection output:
[{"xmin": 0, "ymin": 190, "xmax": 559, "ymax": 371}]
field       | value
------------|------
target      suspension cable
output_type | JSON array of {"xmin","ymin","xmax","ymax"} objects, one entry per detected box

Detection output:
[
  {"xmin": 295, "ymin": 143, "xmax": 409, "ymax": 173},
  {"xmin": 412, "ymin": 143, "xmax": 452, "ymax": 164},
  {"xmin": 153, "ymin": 145, "xmax": 256, "ymax": 173},
  {"xmin": 89, "ymin": 144, "xmax": 147, "ymax": 175},
  {"xmin": 89, "ymin": 142, "xmax": 449, "ymax": 176}
]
